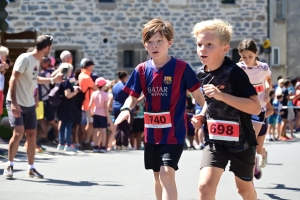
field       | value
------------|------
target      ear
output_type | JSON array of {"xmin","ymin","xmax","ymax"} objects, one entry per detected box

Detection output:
[
  {"xmin": 223, "ymin": 44, "xmax": 230, "ymax": 54},
  {"xmin": 167, "ymin": 39, "xmax": 173, "ymax": 48}
]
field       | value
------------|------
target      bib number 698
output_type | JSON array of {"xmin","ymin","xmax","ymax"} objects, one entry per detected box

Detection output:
[{"xmin": 210, "ymin": 124, "xmax": 234, "ymax": 135}]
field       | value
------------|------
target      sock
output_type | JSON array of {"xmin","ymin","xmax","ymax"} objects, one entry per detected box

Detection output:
[
  {"xmin": 200, "ymin": 143, "xmax": 204, "ymax": 147},
  {"xmin": 7, "ymin": 161, "xmax": 14, "ymax": 166},
  {"xmin": 91, "ymin": 142, "xmax": 95, "ymax": 147},
  {"xmin": 28, "ymin": 164, "xmax": 34, "ymax": 170}
]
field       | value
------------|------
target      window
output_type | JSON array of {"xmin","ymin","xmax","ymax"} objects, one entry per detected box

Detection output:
[
  {"xmin": 276, "ymin": 0, "xmax": 285, "ymax": 19},
  {"xmin": 98, "ymin": 0, "xmax": 114, "ymax": 2},
  {"xmin": 272, "ymin": 47, "xmax": 280, "ymax": 66},
  {"xmin": 123, "ymin": 50, "xmax": 134, "ymax": 68},
  {"xmin": 221, "ymin": 0, "xmax": 235, "ymax": 4}
]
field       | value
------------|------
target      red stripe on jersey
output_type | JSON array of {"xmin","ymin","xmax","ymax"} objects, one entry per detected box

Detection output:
[
  {"xmin": 168, "ymin": 60, "xmax": 186, "ymax": 144},
  {"xmin": 137, "ymin": 62, "xmax": 148, "ymax": 142},
  {"xmin": 123, "ymin": 86, "xmax": 140, "ymax": 98},
  {"xmin": 152, "ymin": 70, "xmax": 164, "ymax": 144},
  {"xmin": 189, "ymin": 82, "xmax": 201, "ymax": 92}
]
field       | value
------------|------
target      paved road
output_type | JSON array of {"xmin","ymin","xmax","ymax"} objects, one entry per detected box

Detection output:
[{"xmin": 1, "ymin": 135, "xmax": 300, "ymax": 200}]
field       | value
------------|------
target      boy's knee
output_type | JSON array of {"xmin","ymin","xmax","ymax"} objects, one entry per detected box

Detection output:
[
  {"xmin": 159, "ymin": 167, "xmax": 175, "ymax": 184},
  {"xmin": 198, "ymin": 182, "xmax": 214, "ymax": 196}
]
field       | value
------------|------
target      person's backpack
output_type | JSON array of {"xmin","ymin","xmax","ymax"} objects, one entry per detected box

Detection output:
[{"xmin": 48, "ymin": 84, "xmax": 62, "ymax": 107}]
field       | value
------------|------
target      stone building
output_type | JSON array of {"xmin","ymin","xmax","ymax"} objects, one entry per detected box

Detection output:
[{"xmin": 6, "ymin": 0, "xmax": 268, "ymax": 80}]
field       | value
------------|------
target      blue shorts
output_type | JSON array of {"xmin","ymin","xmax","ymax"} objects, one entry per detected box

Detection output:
[
  {"xmin": 93, "ymin": 115, "xmax": 108, "ymax": 129},
  {"xmin": 268, "ymin": 114, "xmax": 277, "ymax": 126}
]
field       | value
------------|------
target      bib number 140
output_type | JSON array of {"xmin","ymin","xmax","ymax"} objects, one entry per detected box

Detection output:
[{"xmin": 148, "ymin": 116, "xmax": 166, "ymax": 124}]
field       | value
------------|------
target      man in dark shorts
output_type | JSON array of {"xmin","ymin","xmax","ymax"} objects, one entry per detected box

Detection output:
[{"xmin": 3, "ymin": 35, "xmax": 62, "ymax": 179}]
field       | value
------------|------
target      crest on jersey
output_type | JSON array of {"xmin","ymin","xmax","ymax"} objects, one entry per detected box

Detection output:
[{"xmin": 164, "ymin": 76, "xmax": 172, "ymax": 84}]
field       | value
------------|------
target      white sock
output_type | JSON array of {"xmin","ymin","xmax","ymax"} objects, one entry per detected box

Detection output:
[
  {"xmin": 91, "ymin": 142, "xmax": 95, "ymax": 147},
  {"xmin": 28, "ymin": 164, "xmax": 34, "ymax": 170},
  {"xmin": 7, "ymin": 161, "xmax": 14, "ymax": 166},
  {"xmin": 200, "ymin": 143, "xmax": 204, "ymax": 146}
]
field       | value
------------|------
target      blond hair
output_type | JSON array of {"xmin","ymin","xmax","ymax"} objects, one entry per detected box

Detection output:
[
  {"xmin": 191, "ymin": 19, "xmax": 233, "ymax": 44},
  {"xmin": 0, "ymin": 46, "xmax": 9, "ymax": 56},
  {"xmin": 142, "ymin": 18, "xmax": 174, "ymax": 43}
]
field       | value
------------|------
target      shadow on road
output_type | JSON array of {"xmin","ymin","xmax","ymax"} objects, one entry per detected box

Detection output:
[
  {"xmin": 264, "ymin": 193, "xmax": 289, "ymax": 200},
  {"xmin": 259, "ymin": 183, "xmax": 300, "ymax": 192},
  {"xmin": 18, "ymin": 178, "xmax": 123, "ymax": 187},
  {"xmin": 267, "ymin": 163, "xmax": 283, "ymax": 166}
]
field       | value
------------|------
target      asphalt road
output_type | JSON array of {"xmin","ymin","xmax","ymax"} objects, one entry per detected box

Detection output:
[{"xmin": 1, "ymin": 135, "xmax": 300, "ymax": 200}]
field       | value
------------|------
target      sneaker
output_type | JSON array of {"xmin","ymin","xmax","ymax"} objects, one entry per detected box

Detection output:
[
  {"xmin": 189, "ymin": 145, "xmax": 196, "ymax": 150},
  {"xmin": 64, "ymin": 145, "xmax": 78, "ymax": 152},
  {"xmin": 200, "ymin": 145, "xmax": 205, "ymax": 150},
  {"xmin": 28, "ymin": 168, "xmax": 44, "ymax": 179},
  {"xmin": 81, "ymin": 142, "xmax": 93, "ymax": 150},
  {"xmin": 260, "ymin": 152, "xmax": 268, "ymax": 168},
  {"xmin": 93, "ymin": 148, "xmax": 100, "ymax": 153},
  {"xmin": 3, "ymin": 165, "xmax": 13, "ymax": 178},
  {"xmin": 57, "ymin": 144, "xmax": 65, "ymax": 150},
  {"xmin": 254, "ymin": 154, "xmax": 262, "ymax": 180},
  {"xmin": 99, "ymin": 149, "xmax": 107, "ymax": 153},
  {"xmin": 0, "ymin": 148, "xmax": 8, "ymax": 156}
]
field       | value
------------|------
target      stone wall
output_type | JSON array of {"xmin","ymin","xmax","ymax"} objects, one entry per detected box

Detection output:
[{"xmin": 7, "ymin": 0, "xmax": 268, "ymax": 79}]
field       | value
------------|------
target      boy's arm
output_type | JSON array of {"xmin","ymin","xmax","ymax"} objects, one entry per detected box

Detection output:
[
  {"xmin": 191, "ymin": 89, "xmax": 205, "ymax": 107},
  {"xmin": 203, "ymin": 84, "xmax": 261, "ymax": 115},
  {"xmin": 114, "ymin": 95, "xmax": 138, "ymax": 125}
]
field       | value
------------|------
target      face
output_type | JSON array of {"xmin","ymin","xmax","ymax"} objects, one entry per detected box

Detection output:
[
  {"xmin": 196, "ymin": 31, "xmax": 229, "ymax": 69},
  {"xmin": 66, "ymin": 55, "xmax": 73, "ymax": 64},
  {"xmin": 41, "ymin": 61, "xmax": 51, "ymax": 70},
  {"xmin": 0, "ymin": 54, "xmax": 7, "ymax": 62},
  {"xmin": 239, "ymin": 50, "xmax": 257, "ymax": 66},
  {"xmin": 86, "ymin": 65, "xmax": 94, "ymax": 72},
  {"xmin": 144, "ymin": 32, "xmax": 173, "ymax": 60},
  {"xmin": 43, "ymin": 45, "xmax": 52, "ymax": 57}
]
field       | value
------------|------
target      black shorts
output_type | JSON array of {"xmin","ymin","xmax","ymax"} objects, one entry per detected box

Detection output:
[
  {"xmin": 258, "ymin": 118, "xmax": 268, "ymax": 137},
  {"xmin": 43, "ymin": 100, "xmax": 55, "ymax": 122},
  {"xmin": 200, "ymin": 143, "xmax": 256, "ymax": 182},
  {"xmin": 93, "ymin": 115, "xmax": 108, "ymax": 129},
  {"xmin": 144, "ymin": 143, "xmax": 183, "ymax": 172},
  {"xmin": 280, "ymin": 109, "xmax": 288, "ymax": 119},
  {"xmin": 251, "ymin": 111, "xmax": 265, "ymax": 124},
  {"xmin": 132, "ymin": 118, "xmax": 144, "ymax": 133},
  {"xmin": 187, "ymin": 128, "xmax": 195, "ymax": 136}
]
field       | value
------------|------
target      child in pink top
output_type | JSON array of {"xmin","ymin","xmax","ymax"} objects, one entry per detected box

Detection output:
[{"xmin": 89, "ymin": 77, "xmax": 111, "ymax": 153}]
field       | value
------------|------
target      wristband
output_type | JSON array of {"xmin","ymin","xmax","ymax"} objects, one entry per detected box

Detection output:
[
  {"xmin": 120, "ymin": 106, "xmax": 130, "ymax": 112},
  {"xmin": 50, "ymin": 78, "xmax": 54, "ymax": 85}
]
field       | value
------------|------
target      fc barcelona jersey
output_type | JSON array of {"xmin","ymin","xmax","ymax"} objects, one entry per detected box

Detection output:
[{"xmin": 123, "ymin": 57, "xmax": 200, "ymax": 145}]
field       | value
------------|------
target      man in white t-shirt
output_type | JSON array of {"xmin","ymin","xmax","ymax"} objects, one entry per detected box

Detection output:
[{"xmin": 3, "ymin": 35, "xmax": 62, "ymax": 179}]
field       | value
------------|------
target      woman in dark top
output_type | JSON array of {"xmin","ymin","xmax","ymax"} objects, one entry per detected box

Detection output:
[
  {"xmin": 112, "ymin": 71, "xmax": 132, "ymax": 149},
  {"xmin": 52, "ymin": 63, "xmax": 80, "ymax": 152}
]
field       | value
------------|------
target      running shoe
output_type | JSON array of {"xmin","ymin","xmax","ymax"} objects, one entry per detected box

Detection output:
[
  {"xmin": 57, "ymin": 144, "xmax": 65, "ymax": 150},
  {"xmin": 254, "ymin": 154, "xmax": 262, "ymax": 180},
  {"xmin": 99, "ymin": 148, "xmax": 107, "ymax": 153},
  {"xmin": 200, "ymin": 145, "xmax": 205, "ymax": 150},
  {"xmin": 64, "ymin": 145, "xmax": 78, "ymax": 152},
  {"xmin": 260, "ymin": 151, "xmax": 268, "ymax": 168},
  {"xmin": 28, "ymin": 168, "xmax": 44, "ymax": 179},
  {"xmin": 189, "ymin": 145, "xmax": 196, "ymax": 150},
  {"xmin": 3, "ymin": 165, "xmax": 13, "ymax": 178}
]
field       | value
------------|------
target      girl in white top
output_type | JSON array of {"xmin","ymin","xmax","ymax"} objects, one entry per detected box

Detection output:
[
  {"xmin": 237, "ymin": 39, "xmax": 272, "ymax": 180},
  {"xmin": 237, "ymin": 39, "xmax": 272, "ymax": 136}
]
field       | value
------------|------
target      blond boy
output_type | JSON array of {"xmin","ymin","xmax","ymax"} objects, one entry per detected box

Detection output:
[
  {"xmin": 191, "ymin": 19, "xmax": 261, "ymax": 200},
  {"xmin": 115, "ymin": 18, "xmax": 205, "ymax": 200}
]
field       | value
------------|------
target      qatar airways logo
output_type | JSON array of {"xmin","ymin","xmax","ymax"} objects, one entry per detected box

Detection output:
[{"xmin": 147, "ymin": 87, "xmax": 168, "ymax": 96}]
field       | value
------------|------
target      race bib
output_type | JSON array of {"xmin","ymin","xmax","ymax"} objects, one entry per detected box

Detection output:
[
  {"xmin": 207, "ymin": 119, "xmax": 239, "ymax": 141},
  {"xmin": 144, "ymin": 111, "xmax": 172, "ymax": 128},
  {"xmin": 253, "ymin": 83, "xmax": 264, "ymax": 93}
]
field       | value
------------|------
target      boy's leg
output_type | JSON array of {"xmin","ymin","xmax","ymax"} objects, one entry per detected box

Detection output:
[
  {"xmin": 235, "ymin": 177, "xmax": 257, "ymax": 200},
  {"xmin": 159, "ymin": 166, "xmax": 177, "ymax": 200},
  {"xmin": 153, "ymin": 172, "xmax": 162, "ymax": 200},
  {"xmin": 198, "ymin": 167, "xmax": 223, "ymax": 200}
]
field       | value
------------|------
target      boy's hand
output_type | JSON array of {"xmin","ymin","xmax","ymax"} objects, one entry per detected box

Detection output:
[
  {"xmin": 191, "ymin": 114, "xmax": 206, "ymax": 129},
  {"xmin": 203, "ymin": 84, "xmax": 223, "ymax": 101},
  {"xmin": 114, "ymin": 110, "xmax": 131, "ymax": 125}
]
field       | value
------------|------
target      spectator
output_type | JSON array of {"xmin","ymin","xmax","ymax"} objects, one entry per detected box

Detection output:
[
  {"xmin": 78, "ymin": 59, "xmax": 98, "ymax": 150},
  {"xmin": 60, "ymin": 51, "xmax": 73, "ymax": 64},
  {"xmin": 89, "ymin": 77, "xmax": 112, "ymax": 153},
  {"xmin": 37, "ymin": 57, "xmax": 58, "ymax": 144},
  {"xmin": 112, "ymin": 70, "xmax": 131, "ymax": 149},
  {"xmin": 53, "ymin": 63, "xmax": 80, "ymax": 152},
  {"xmin": 294, "ymin": 82, "xmax": 300, "ymax": 132},
  {"xmin": 0, "ymin": 46, "xmax": 9, "ymax": 117}
]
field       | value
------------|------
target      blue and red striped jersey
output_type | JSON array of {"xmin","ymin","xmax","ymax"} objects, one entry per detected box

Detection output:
[{"xmin": 123, "ymin": 57, "xmax": 200, "ymax": 145}]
